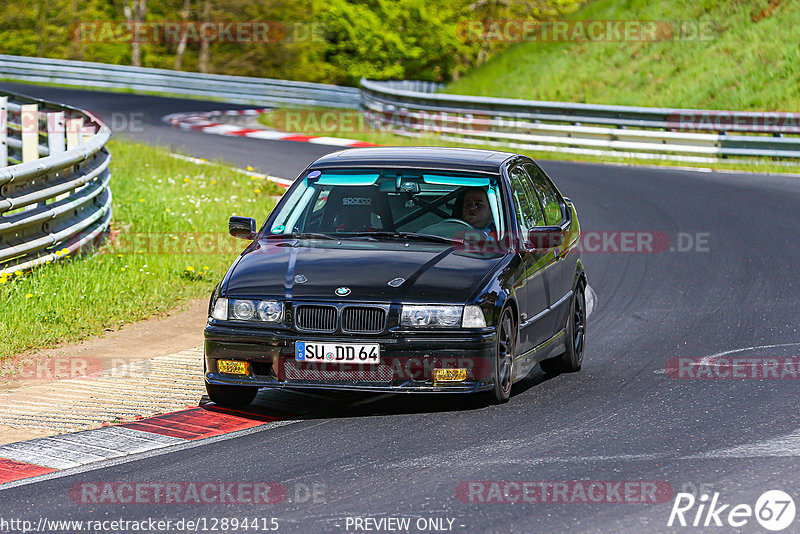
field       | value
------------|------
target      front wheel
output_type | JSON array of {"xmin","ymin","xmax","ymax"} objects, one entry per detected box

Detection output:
[
  {"xmin": 485, "ymin": 308, "xmax": 516, "ymax": 404},
  {"xmin": 205, "ymin": 383, "xmax": 259, "ymax": 407},
  {"xmin": 540, "ymin": 284, "xmax": 586, "ymax": 374}
]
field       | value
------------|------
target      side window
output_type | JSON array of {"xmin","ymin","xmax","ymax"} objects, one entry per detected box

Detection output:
[
  {"xmin": 508, "ymin": 166, "xmax": 546, "ymax": 231},
  {"xmin": 524, "ymin": 163, "xmax": 563, "ymax": 226}
]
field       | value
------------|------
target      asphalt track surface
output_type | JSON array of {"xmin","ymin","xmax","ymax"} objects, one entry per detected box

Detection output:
[{"xmin": 1, "ymin": 83, "xmax": 799, "ymax": 533}]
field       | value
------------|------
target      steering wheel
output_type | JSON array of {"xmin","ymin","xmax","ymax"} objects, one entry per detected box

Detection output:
[
  {"xmin": 419, "ymin": 217, "xmax": 478, "ymax": 239},
  {"xmin": 438, "ymin": 218, "xmax": 475, "ymax": 229}
]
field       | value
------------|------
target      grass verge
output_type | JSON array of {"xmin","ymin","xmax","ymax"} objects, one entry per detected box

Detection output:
[
  {"xmin": 445, "ymin": 0, "xmax": 800, "ymax": 111},
  {"xmin": 0, "ymin": 139, "xmax": 283, "ymax": 360}
]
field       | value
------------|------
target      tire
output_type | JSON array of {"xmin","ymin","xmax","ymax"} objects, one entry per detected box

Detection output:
[
  {"xmin": 540, "ymin": 283, "xmax": 586, "ymax": 374},
  {"xmin": 205, "ymin": 383, "xmax": 259, "ymax": 407},
  {"xmin": 485, "ymin": 308, "xmax": 516, "ymax": 404}
]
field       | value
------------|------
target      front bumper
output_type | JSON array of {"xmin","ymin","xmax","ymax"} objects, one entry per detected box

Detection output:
[{"xmin": 204, "ymin": 323, "xmax": 497, "ymax": 393}]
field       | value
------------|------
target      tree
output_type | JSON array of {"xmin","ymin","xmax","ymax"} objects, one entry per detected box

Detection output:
[
  {"xmin": 312, "ymin": 0, "xmax": 582, "ymax": 85},
  {"xmin": 0, "ymin": 0, "xmax": 584, "ymax": 84},
  {"xmin": 173, "ymin": 0, "xmax": 192, "ymax": 70},
  {"xmin": 198, "ymin": 0, "xmax": 211, "ymax": 73},
  {"xmin": 123, "ymin": 0, "xmax": 147, "ymax": 67}
]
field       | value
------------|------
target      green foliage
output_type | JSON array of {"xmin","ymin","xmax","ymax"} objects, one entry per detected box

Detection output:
[
  {"xmin": 0, "ymin": 0, "xmax": 583, "ymax": 85},
  {"xmin": 446, "ymin": 0, "xmax": 800, "ymax": 111},
  {"xmin": 313, "ymin": 0, "xmax": 583, "ymax": 84}
]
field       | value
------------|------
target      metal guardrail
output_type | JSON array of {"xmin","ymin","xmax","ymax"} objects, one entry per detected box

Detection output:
[
  {"xmin": 360, "ymin": 79, "xmax": 800, "ymax": 161},
  {"xmin": 0, "ymin": 54, "xmax": 360, "ymax": 109},
  {"xmin": 3, "ymin": 55, "xmax": 798, "ymax": 162},
  {"xmin": 0, "ymin": 89, "xmax": 111, "ymax": 274}
]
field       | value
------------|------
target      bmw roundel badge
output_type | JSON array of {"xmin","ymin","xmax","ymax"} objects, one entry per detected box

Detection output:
[{"xmin": 335, "ymin": 287, "xmax": 351, "ymax": 296}]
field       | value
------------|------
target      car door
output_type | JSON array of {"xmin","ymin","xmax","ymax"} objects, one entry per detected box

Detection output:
[
  {"xmin": 507, "ymin": 164, "xmax": 551, "ymax": 353},
  {"xmin": 523, "ymin": 162, "xmax": 575, "ymax": 333}
]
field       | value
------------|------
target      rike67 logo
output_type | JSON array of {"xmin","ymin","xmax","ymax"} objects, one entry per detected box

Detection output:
[{"xmin": 668, "ymin": 490, "xmax": 796, "ymax": 531}]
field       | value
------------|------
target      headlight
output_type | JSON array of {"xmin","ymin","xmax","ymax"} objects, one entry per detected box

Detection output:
[
  {"xmin": 401, "ymin": 305, "xmax": 463, "ymax": 328},
  {"xmin": 211, "ymin": 298, "xmax": 284, "ymax": 323},
  {"xmin": 232, "ymin": 299, "xmax": 256, "ymax": 320},
  {"xmin": 257, "ymin": 300, "xmax": 284, "ymax": 322}
]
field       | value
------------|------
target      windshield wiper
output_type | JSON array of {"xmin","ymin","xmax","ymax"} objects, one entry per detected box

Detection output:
[
  {"xmin": 265, "ymin": 232, "xmax": 461, "ymax": 244},
  {"xmin": 347, "ymin": 231, "xmax": 463, "ymax": 245},
  {"xmin": 264, "ymin": 232, "xmax": 338, "ymax": 240}
]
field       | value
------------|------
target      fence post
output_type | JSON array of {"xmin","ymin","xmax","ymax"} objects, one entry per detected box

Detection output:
[
  {"xmin": 47, "ymin": 111, "xmax": 66, "ymax": 156},
  {"xmin": 0, "ymin": 96, "xmax": 7, "ymax": 167},
  {"xmin": 66, "ymin": 116, "xmax": 83, "ymax": 150},
  {"xmin": 21, "ymin": 104, "xmax": 39, "ymax": 163},
  {"xmin": 47, "ymin": 111, "xmax": 69, "ymax": 202}
]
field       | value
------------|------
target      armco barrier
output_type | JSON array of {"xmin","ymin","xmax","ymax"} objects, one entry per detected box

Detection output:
[
  {"xmin": 0, "ymin": 89, "xmax": 111, "ymax": 274},
  {"xmin": 0, "ymin": 54, "xmax": 360, "ymax": 109},
  {"xmin": 3, "ymin": 55, "xmax": 798, "ymax": 162},
  {"xmin": 359, "ymin": 79, "xmax": 800, "ymax": 161}
]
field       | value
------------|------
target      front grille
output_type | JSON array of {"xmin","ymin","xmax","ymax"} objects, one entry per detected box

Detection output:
[
  {"xmin": 295, "ymin": 305, "xmax": 337, "ymax": 332},
  {"xmin": 342, "ymin": 306, "xmax": 386, "ymax": 334},
  {"xmin": 284, "ymin": 360, "xmax": 393, "ymax": 382}
]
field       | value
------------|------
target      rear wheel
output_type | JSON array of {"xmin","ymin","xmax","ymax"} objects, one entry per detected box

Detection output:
[
  {"xmin": 205, "ymin": 383, "xmax": 258, "ymax": 407},
  {"xmin": 486, "ymin": 308, "xmax": 516, "ymax": 404},
  {"xmin": 540, "ymin": 283, "xmax": 586, "ymax": 374}
]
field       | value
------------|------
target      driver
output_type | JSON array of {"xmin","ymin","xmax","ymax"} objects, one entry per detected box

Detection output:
[{"xmin": 454, "ymin": 187, "xmax": 495, "ymax": 235}]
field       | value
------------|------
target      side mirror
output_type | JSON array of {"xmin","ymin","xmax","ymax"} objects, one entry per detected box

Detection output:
[
  {"xmin": 229, "ymin": 216, "xmax": 257, "ymax": 240},
  {"xmin": 526, "ymin": 227, "xmax": 565, "ymax": 251}
]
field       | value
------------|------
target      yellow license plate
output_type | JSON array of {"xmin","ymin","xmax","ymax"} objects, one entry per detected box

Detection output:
[
  {"xmin": 217, "ymin": 359, "xmax": 249, "ymax": 375},
  {"xmin": 433, "ymin": 368, "xmax": 468, "ymax": 382}
]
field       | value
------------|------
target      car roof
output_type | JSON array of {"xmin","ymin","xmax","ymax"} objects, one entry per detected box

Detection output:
[{"xmin": 306, "ymin": 146, "xmax": 520, "ymax": 173}]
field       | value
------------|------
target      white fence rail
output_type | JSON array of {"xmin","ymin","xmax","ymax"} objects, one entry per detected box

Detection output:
[
  {"xmin": 0, "ymin": 54, "xmax": 360, "ymax": 109},
  {"xmin": 359, "ymin": 79, "xmax": 800, "ymax": 161},
  {"xmin": 0, "ymin": 90, "xmax": 111, "ymax": 274}
]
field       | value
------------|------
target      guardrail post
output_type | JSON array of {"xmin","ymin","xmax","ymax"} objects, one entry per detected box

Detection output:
[
  {"xmin": 20, "ymin": 104, "xmax": 38, "ymax": 163},
  {"xmin": 66, "ymin": 116, "xmax": 83, "ymax": 149},
  {"xmin": 48, "ymin": 111, "xmax": 69, "ymax": 202},
  {"xmin": 0, "ymin": 96, "xmax": 6, "ymax": 167},
  {"xmin": 47, "ymin": 111, "xmax": 66, "ymax": 156}
]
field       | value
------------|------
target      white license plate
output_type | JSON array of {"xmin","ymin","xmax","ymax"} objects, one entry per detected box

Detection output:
[{"xmin": 295, "ymin": 341, "xmax": 380, "ymax": 365}]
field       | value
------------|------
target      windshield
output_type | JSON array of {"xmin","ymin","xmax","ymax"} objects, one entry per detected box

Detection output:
[{"xmin": 267, "ymin": 169, "xmax": 507, "ymax": 242}]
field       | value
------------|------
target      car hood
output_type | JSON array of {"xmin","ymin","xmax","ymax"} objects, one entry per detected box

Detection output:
[{"xmin": 224, "ymin": 239, "xmax": 505, "ymax": 303}]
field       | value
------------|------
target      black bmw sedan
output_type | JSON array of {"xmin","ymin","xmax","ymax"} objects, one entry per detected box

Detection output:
[{"xmin": 204, "ymin": 147, "xmax": 586, "ymax": 405}]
